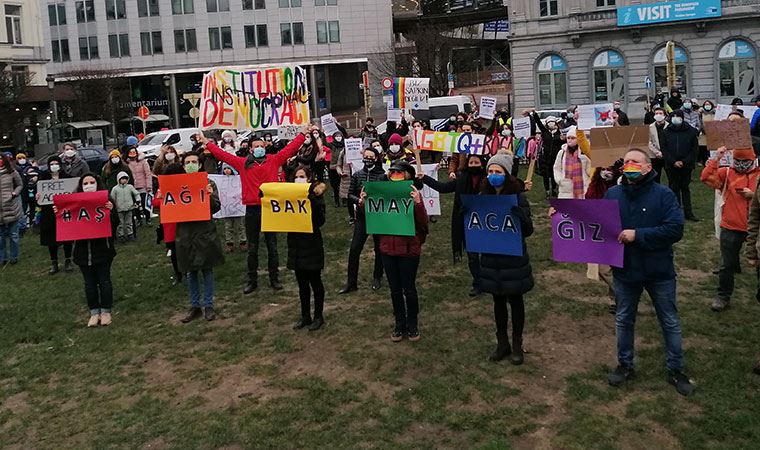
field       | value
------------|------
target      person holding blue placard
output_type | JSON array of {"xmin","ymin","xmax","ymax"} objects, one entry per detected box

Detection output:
[{"xmin": 475, "ymin": 154, "xmax": 534, "ymax": 364}]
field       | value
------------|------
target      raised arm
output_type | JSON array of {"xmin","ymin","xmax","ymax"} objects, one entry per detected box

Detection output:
[
  {"xmin": 421, "ymin": 174, "xmax": 457, "ymax": 194},
  {"xmin": 205, "ymin": 140, "xmax": 246, "ymax": 172},
  {"xmin": 272, "ymin": 133, "xmax": 308, "ymax": 167}
]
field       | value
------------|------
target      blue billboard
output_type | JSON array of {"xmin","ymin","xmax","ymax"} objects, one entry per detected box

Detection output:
[{"xmin": 617, "ymin": 0, "xmax": 721, "ymax": 27}]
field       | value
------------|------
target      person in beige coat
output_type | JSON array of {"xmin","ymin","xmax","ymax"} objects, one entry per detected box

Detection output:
[
  {"xmin": 553, "ymin": 126, "xmax": 591, "ymax": 199},
  {"xmin": 648, "ymin": 107, "xmax": 669, "ymax": 183}
]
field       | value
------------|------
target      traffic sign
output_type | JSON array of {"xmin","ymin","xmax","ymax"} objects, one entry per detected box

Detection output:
[
  {"xmin": 188, "ymin": 107, "xmax": 199, "ymax": 119},
  {"xmin": 381, "ymin": 77, "xmax": 393, "ymax": 90},
  {"xmin": 137, "ymin": 105, "xmax": 150, "ymax": 120},
  {"xmin": 644, "ymin": 76, "xmax": 652, "ymax": 89}
]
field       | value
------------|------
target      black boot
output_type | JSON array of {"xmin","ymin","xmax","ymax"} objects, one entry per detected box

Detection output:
[
  {"xmin": 243, "ymin": 277, "xmax": 258, "ymax": 295},
  {"xmin": 307, "ymin": 316, "xmax": 324, "ymax": 331},
  {"xmin": 489, "ymin": 334, "xmax": 511, "ymax": 362},
  {"xmin": 172, "ymin": 272, "xmax": 183, "ymax": 286},
  {"xmin": 293, "ymin": 316, "xmax": 312, "ymax": 330},
  {"xmin": 338, "ymin": 284, "xmax": 357, "ymax": 294},
  {"xmin": 49, "ymin": 260, "xmax": 59, "ymax": 275},
  {"xmin": 510, "ymin": 336, "xmax": 524, "ymax": 365},
  {"xmin": 64, "ymin": 258, "xmax": 74, "ymax": 272},
  {"xmin": 269, "ymin": 272, "xmax": 283, "ymax": 290}
]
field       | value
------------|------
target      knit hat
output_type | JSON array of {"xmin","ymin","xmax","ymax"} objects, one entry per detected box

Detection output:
[
  {"xmin": 109, "ymin": 149, "xmax": 121, "ymax": 158},
  {"xmin": 126, "ymin": 136, "xmax": 139, "ymax": 146},
  {"xmin": 221, "ymin": 163, "xmax": 238, "ymax": 175},
  {"xmin": 117, "ymin": 171, "xmax": 129, "ymax": 181},
  {"xmin": 487, "ymin": 153, "xmax": 513, "ymax": 175},
  {"xmin": 15, "ymin": 153, "xmax": 26, "ymax": 160},
  {"xmin": 389, "ymin": 160, "xmax": 415, "ymax": 179},
  {"xmin": 731, "ymin": 97, "xmax": 744, "ymax": 106},
  {"xmin": 26, "ymin": 168, "xmax": 39, "ymax": 178},
  {"xmin": 733, "ymin": 148, "xmax": 755, "ymax": 160},
  {"xmin": 566, "ymin": 126, "xmax": 577, "ymax": 138},
  {"xmin": 221, "ymin": 130, "xmax": 237, "ymax": 141},
  {"xmin": 388, "ymin": 133, "xmax": 403, "ymax": 146},
  {"xmin": 545, "ymin": 116, "xmax": 558, "ymax": 126}
]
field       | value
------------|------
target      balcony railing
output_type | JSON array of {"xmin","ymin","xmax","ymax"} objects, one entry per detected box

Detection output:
[{"xmin": 575, "ymin": 9, "xmax": 617, "ymax": 22}]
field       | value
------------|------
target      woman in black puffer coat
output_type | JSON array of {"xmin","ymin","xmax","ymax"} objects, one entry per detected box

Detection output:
[{"xmin": 476, "ymin": 154, "xmax": 534, "ymax": 365}]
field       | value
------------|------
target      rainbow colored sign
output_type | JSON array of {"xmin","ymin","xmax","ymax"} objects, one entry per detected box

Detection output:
[
  {"xmin": 200, "ymin": 65, "xmax": 310, "ymax": 130},
  {"xmin": 390, "ymin": 77, "xmax": 429, "ymax": 110}
]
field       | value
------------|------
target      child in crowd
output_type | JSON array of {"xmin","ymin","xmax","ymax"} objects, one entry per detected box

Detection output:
[
  {"xmin": 110, "ymin": 171, "xmax": 140, "ymax": 242},
  {"xmin": 219, "ymin": 163, "xmax": 247, "ymax": 253}
]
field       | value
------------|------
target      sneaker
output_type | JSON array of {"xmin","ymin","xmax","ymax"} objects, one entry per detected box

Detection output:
[
  {"xmin": 711, "ymin": 297, "xmax": 730, "ymax": 312},
  {"xmin": 608, "ymin": 365, "xmax": 635, "ymax": 387},
  {"xmin": 667, "ymin": 370, "xmax": 695, "ymax": 396},
  {"xmin": 203, "ymin": 307, "xmax": 216, "ymax": 321},
  {"xmin": 338, "ymin": 284, "xmax": 357, "ymax": 295},
  {"xmin": 87, "ymin": 314, "xmax": 100, "ymax": 327},
  {"xmin": 181, "ymin": 307, "xmax": 202, "ymax": 323},
  {"xmin": 372, "ymin": 278, "xmax": 382, "ymax": 291},
  {"xmin": 100, "ymin": 312, "xmax": 112, "ymax": 326},
  {"xmin": 391, "ymin": 329, "xmax": 405, "ymax": 342},
  {"xmin": 407, "ymin": 328, "xmax": 421, "ymax": 342},
  {"xmin": 225, "ymin": 243, "xmax": 234, "ymax": 253}
]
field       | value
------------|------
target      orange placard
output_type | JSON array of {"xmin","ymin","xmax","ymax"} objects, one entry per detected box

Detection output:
[{"xmin": 158, "ymin": 173, "xmax": 211, "ymax": 224}]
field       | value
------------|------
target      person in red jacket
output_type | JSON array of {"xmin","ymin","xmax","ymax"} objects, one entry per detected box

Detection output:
[
  {"xmin": 360, "ymin": 160, "xmax": 429, "ymax": 342},
  {"xmin": 196, "ymin": 127, "xmax": 309, "ymax": 294}
]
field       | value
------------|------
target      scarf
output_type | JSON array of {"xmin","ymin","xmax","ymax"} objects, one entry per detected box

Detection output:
[{"xmin": 564, "ymin": 147, "xmax": 584, "ymax": 199}]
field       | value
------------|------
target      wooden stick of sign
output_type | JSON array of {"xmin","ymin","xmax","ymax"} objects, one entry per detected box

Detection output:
[{"xmin": 525, "ymin": 159, "xmax": 536, "ymax": 183}]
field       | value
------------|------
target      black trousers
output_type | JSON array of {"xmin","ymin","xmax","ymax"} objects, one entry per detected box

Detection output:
[
  {"xmin": 245, "ymin": 205, "xmax": 279, "ymax": 281},
  {"xmin": 48, "ymin": 243, "xmax": 72, "ymax": 262},
  {"xmin": 652, "ymin": 158, "xmax": 665, "ymax": 184},
  {"xmin": 718, "ymin": 228, "xmax": 747, "ymax": 301},
  {"xmin": 346, "ymin": 217, "xmax": 383, "ymax": 287},
  {"xmin": 382, "ymin": 254, "xmax": 420, "ymax": 330},
  {"xmin": 542, "ymin": 174, "xmax": 557, "ymax": 195},
  {"xmin": 295, "ymin": 269, "xmax": 325, "ymax": 319},
  {"xmin": 467, "ymin": 252, "xmax": 481, "ymax": 289},
  {"xmin": 167, "ymin": 241, "xmax": 180, "ymax": 277},
  {"xmin": 328, "ymin": 169, "xmax": 341, "ymax": 206},
  {"xmin": 493, "ymin": 295, "xmax": 525, "ymax": 342},
  {"xmin": 80, "ymin": 262, "xmax": 113, "ymax": 311},
  {"xmin": 664, "ymin": 166, "xmax": 694, "ymax": 215}
]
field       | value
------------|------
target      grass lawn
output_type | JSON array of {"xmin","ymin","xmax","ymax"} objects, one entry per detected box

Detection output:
[{"xmin": 1, "ymin": 172, "xmax": 760, "ymax": 450}]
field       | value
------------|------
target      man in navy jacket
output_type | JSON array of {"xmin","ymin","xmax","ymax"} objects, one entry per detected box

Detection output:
[{"xmin": 604, "ymin": 149, "xmax": 694, "ymax": 396}]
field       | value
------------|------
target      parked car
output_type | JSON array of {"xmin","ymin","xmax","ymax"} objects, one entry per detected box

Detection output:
[
  {"xmin": 375, "ymin": 95, "xmax": 474, "ymax": 134},
  {"xmin": 137, "ymin": 128, "xmax": 199, "ymax": 158},
  {"xmin": 36, "ymin": 147, "xmax": 109, "ymax": 174}
]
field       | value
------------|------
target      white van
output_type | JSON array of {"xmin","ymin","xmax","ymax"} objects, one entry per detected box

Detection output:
[
  {"xmin": 375, "ymin": 95, "xmax": 473, "ymax": 134},
  {"xmin": 137, "ymin": 128, "xmax": 199, "ymax": 158}
]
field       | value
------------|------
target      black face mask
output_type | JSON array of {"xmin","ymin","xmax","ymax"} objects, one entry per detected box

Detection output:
[{"xmin": 363, "ymin": 158, "xmax": 376, "ymax": 169}]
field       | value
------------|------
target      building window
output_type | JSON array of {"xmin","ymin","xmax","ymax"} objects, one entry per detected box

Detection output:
[
  {"xmin": 243, "ymin": 0, "xmax": 266, "ymax": 9},
  {"xmin": 653, "ymin": 45, "xmax": 688, "ymax": 95},
  {"xmin": 48, "ymin": 3, "xmax": 67, "ymax": 26},
  {"xmin": 209, "ymin": 26, "xmax": 232, "ymax": 50},
  {"xmin": 538, "ymin": 0, "xmax": 558, "ymax": 17},
  {"xmin": 10, "ymin": 66, "xmax": 28, "ymax": 87},
  {"xmin": 256, "ymin": 24, "xmax": 268, "ymax": 46},
  {"xmin": 174, "ymin": 29, "xmax": 197, "ymax": 52},
  {"xmin": 596, "ymin": 0, "xmax": 615, "ymax": 6},
  {"xmin": 316, "ymin": 21, "xmax": 327, "ymax": 44},
  {"xmin": 172, "ymin": 0, "xmax": 194, "ymax": 14},
  {"xmin": 315, "ymin": 0, "xmax": 337, "ymax": 5},
  {"xmin": 141, "ymin": 31, "xmax": 162, "ymax": 55},
  {"xmin": 592, "ymin": 50, "xmax": 625, "ymax": 103},
  {"xmin": 5, "ymin": 5, "xmax": 22, "ymax": 44},
  {"xmin": 207, "ymin": 0, "xmax": 230, "ymax": 12},
  {"xmin": 279, "ymin": 0, "xmax": 301, "ymax": 7},
  {"xmin": 280, "ymin": 22, "xmax": 303, "ymax": 45},
  {"xmin": 105, "ymin": 0, "xmax": 126, "ymax": 19},
  {"xmin": 108, "ymin": 33, "xmax": 130, "ymax": 57},
  {"xmin": 244, "ymin": 24, "xmax": 267, "ymax": 47},
  {"xmin": 536, "ymin": 54, "xmax": 568, "ymax": 107},
  {"xmin": 718, "ymin": 39, "xmax": 756, "ymax": 103},
  {"xmin": 328, "ymin": 20, "xmax": 339, "ymax": 43},
  {"xmin": 138, "ymin": 0, "xmax": 159, "ymax": 17},
  {"xmin": 51, "ymin": 39, "xmax": 71, "ymax": 62},
  {"xmin": 79, "ymin": 36, "xmax": 99, "ymax": 60},
  {"xmin": 76, "ymin": 1, "xmax": 96, "ymax": 23}
]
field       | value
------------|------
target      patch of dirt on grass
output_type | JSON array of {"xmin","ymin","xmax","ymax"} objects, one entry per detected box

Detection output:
[
  {"xmin": 141, "ymin": 437, "xmax": 170, "ymax": 450},
  {"xmin": 198, "ymin": 362, "xmax": 286, "ymax": 410},
  {"xmin": 1, "ymin": 391, "xmax": 30, "ymax": 415}
]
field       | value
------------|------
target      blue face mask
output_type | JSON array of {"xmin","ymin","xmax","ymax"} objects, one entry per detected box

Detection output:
[
  {"xmin": 487, "ymin": 173, "xmax": 506, "ymax": 187},
  {"xmin": 253, "ymin": 147, "xmax": 266, "ymax": 158}
]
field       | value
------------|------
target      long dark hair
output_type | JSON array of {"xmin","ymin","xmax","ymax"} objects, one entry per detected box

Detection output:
[
  {"xmin": 76, "ymin": 173, "xmax": 105, "ymax": 192},
  {"xmin": 479, "ymin": 172, "xmax": 524, "ymax": 195},
  {"xmin": 289, "ymin": 164, "xmax": 313, "ymax": 182}
]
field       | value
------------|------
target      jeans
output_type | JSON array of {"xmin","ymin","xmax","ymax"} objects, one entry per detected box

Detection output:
[
  {"xmin": 493, "ymin": 295, "xmax": 525, "ymax": 341},
  {"xmin": 467, "ymin": 252, "xmax": 481, "ymax": 289},
  {"xmin": 80, "ymin": 262, "xmax": 113, "ymax": 313},
  {"xmin": 187, "ymin": 268, "xmax": 214, "ymax": 308},
  {"xmin": 718, "ymin": 228, "xmax": 747, "ymax": 301},
  {"xmin": 381, "ymin": 254, "xmax": 419, "ymax": 331},
  {"xmin": 295, "ymin": 269, "xmax": 325, "ymax": 320},
  {"xmin": 0, "ymin": 219, "xmax": 21, "ymax": 262},
  {"xmin": 245, "ymin": 205, "xmax": 278, "ymax": 281},
  {"xmin": 664, "ymin": 167, "xmax": 694, "ymax": 216},
  {"xmin": 346, "ymin": 218, "xmax": 383, "ymax": 287},
  {"xmin": 614, "ymin": 277, "xmax": 684, "ymax": 371}
]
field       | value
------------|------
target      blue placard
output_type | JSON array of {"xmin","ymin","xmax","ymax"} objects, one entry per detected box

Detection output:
[
  {"xmin": 460, "ymin": 194, "xmax": 523, "ymax": 257},
  {"xmin": 617, "ymin": 0, "xmax": 721, "ymax": 27},
  {"xmin": 484, "ymin": 19, "xmax": 509, "ymax": 33}
]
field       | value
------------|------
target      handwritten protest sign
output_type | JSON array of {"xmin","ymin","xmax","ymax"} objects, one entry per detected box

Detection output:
[
  {"xmin": 715, "ymin": 104, "xmax": 759, "ymax": 121},
  {"xmin": 345, "ymin": 138, "xmax": 364, "ymax": 169},
  {"xmin": 709, "ymin": 150, "xmax": 733, "ymax": 167},
  {"xmin": 420, "ymin": 164, "xmax": 441, "ymax": 216},
  {"xmin": 479, "ymin": 96, "xmax": 497, "ymax": 120},
  {"xmin": 158, "ymin": 173, "xmax": 210, "ymax": 224},
  {"xmin": 363, "ymin": 181, "xmax": 415, "ymax": 236},
  {"xmin": 391, "ymin": 77, "xmax": 430, "ymax": 110},
  {"xmin": 277, "ymin": 125, "xmax": 301, "ymax": 140},
  {"xmin": 260, "ymin": 182, "xmax": 312, "ymax": 233},
  {"xmin": 512, "ymin": 116, "xmax": 532, "ymax": 140},
  {"xmin": 460, "ymin": 194, "xmax": 523, "ymax": 256},
  {"xmin": 320, "ymin": 114, "xmax": 339, "ymax": 136},
  {"xmin": 145, "ymin": 193, "xmax": 155, "ymax": 216},
  {"xmin": 550, "ymin": 199, "xmax": 624, "ymax": 267},
  {"xmin": 386, "ymin": 104, "xmax": 402, "ymax": 123},
  {"xmin": 590, "ymin": 126, "xmax": 649, "ymax": 167},
  {"xmin": 578, "ymin": 103, "xmax": 614, "ymax": 130},
  {"xmin": 208, "ymin": 174, "xmax": 245, "ymax": 219},
  {"xmin": 200, "ymin": 65, "xmax": 310, "ymax": 130},
  {"xmin": 413, "ymin": 129, "xmax": 488, "ymax": 154},
  {"xmin": 38, "ymin": 178, "xmax": 80, "ymax": 206},
  {"xmin": 54, "ymin": 191, "xmax": 112, "ymax": 241},
  {"xmin": 704, "ymin": 119, "xmax": 752, "ymax": 150}
]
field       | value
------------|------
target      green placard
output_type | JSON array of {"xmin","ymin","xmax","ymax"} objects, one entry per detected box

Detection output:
[{"xmin": 363, "ymin": 181, "xmax": 415, "ymax": 237}]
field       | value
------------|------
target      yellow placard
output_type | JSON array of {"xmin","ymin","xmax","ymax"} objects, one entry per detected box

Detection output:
[{"xmin": 260, "ymin": 182, "xmax": 312, "ymax": 233}]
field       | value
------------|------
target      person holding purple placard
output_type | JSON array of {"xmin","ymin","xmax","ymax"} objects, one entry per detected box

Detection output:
[{"xmin": 603, "ymin": 149, "xmax": 694, "ymax": 396}]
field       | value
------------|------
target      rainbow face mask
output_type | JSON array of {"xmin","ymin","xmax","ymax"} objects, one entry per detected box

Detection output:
[
  {"xmin": 622, "ymin": 162, "xmax": 643, "ymax": 180},
  {"xmin": 389, "ymin": 172, "xmax": 406, "ymax": 182}
]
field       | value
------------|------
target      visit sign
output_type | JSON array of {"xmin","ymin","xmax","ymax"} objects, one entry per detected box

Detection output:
[{"xmin": 617, "ymin": 0, "xmax": 721, "ymax": 27}]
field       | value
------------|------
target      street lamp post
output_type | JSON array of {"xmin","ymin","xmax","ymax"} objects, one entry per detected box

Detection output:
[
  {"xmin": 162, "ymin": 74, "xmax": 176, "ymax": 128},
  {"xmin": 46, "ymin": 74, "xmax": 58, "ymax": 148}
]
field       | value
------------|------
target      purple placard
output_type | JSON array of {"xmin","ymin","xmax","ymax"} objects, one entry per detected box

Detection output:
[{"xmin": 550, "ymin": 199, "xmax": 624, "ymax": 268}]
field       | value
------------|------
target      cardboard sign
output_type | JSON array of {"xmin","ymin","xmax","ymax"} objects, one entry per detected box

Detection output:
[
  {"xmin": 704, "ymin": 119, "xmax": 752, "ymax": 150},
  {"xmin": 38, "ymin": 178, "xmax": 80, "ymax": 206},
  {"xmin": 363, "ymin": 181, "xmax": 415, "ymax": 236},
  {"xmin": 479, "ymin": 96, "xmax": 497, "ymax": 120},
  {"xmin": 412, "ymin": 129, "xmax": 488, "ymax": 154},
  {"xmin": 715, "ymin": 104, "xmax": 759, "ymax": 121},
  {"xmin": 590, "ymin": 126, "xmax": 650, "ymax": 168},
  {"xmin": 200, "ymin": 65, "xmax": 310, "ymax": 130},
  {"xmin": 158, "ymin": 173, "xmax": 211, "ymax": 224},
  {"xmin": 709, "ymin": 150, "xmax": 734, "ymax": 167},
  {"xmin": 550, "ymin": 199, "xmax": 624, "ymax": 267},
  {"xmin": 345, "ymin": 138, "xmax": 364, "ymax": 169},
  {"xmin": 390, "ymin": 77, "xmax": 430, "ymax": 110},
  {"xmin": 145, "ymin": 192, "xmax": 155, "ymax": 216},
  {"xmin": 54, "ymin": 191, "xmax": 112, "ymax": 241},
  {"xmin": 208, "ymin": 174, "xmax": 245, "ymax": 219},
  {"xmin": 578, "ymin": 103, "xmax": 614, "ymax": 130},
  {"xmin": 320, "ymin": 114, "xmax": 340, "ymax": 136},
  {"xmin": 513, "ymin": 116, "xmax": 532, "ymax": 140},
  {"xmin": 260, "ymin": 182, "xmax": 312, "ymax": 233},
  {"xmin": 386, "ymin": 105, "xmax": 402, "ymax": 123},
  {"xmin": 460, "ymin": 194, "xmax": 523, "ymax": 256},
  {"xmin": 420, "ymin": 164, "xmax": 441, "ymax": 216},
  {"xmin": 277, "ymin": 125, "xmax": 301, "ymax": 140}
]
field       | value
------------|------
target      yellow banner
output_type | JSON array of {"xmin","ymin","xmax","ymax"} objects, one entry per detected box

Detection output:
[{"xmin": 260, "ymin": 182, "xmax": 312, "ymax": 233}]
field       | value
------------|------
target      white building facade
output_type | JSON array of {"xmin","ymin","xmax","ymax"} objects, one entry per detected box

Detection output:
[{"xmin": 1, "ymin": 0, "xmax": 47, "ymax": 86}]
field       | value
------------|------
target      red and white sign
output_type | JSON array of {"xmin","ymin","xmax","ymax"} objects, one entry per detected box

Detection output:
[
  {"xmin": 137, "ymin": 105, "xmax": 150, "ymax": 120},
  {"xmin": 381, "ymin": 77, "xmax": 393, "ymax": 90}
]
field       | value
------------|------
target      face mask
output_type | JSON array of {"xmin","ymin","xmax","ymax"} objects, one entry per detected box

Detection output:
[
  {"xmin": 622, "ymin": 162, "xmax": 643, "ymax": 180},
  {"xmin": 265, "ymin": 136, "xmax": 272, "ymax": 142},
  {"xmin": 683, "ymin": 102, "xmax": 692, "ymax": 110},
  {"xmin": 601, "ymin": 169, "xmax": 613, "ymax": 181},
  {"xmin": 165, "ymin": 152, "xmax": 176, "ymax": 161},
  {"xmin": 734, "ymin": 160, "xmax": 754, "ymax": 173},
  {"xmin": 703, "ymin": 105, "xmax": 713, "ymax": 112},
  {"xmin": 363, "ymin": 158, "xmax": 376, "ymax": 169},
  {"xmin": 389, "ymin": 172, "xmax": 406, "ymax": 181},
  {"xmin": 184, "ymin": 162, "xmax": 199, "ymax": 173},
  {"xmin": 253, "ymin": 147, "xmax": 266, "ymax": 158},
  {"xmin": 294, "ymin": 177, "xmax": 308, "ymax": 183},
  {"xmin": 111, "ymin": 157, "xmax": 121, "ymax": 164},
  {"xmin": 64, "ymin": 150, "xmax": 76, "ymax": 158},
  {"xmin": 372, "ymin": 145, "xmax": 382, "ymax": 152},
  {"xmin": 389, "ymin": 144, "xmax": 401, "ymax": 153},
  {"xmin": 49, "ymin": 164, "xmax": 60, "ymax": 173},
  {"xmin": 312, "ymin": 132, "xmax": 320, "ymax": 139},
  {"xmin": 128, "ymin": 153, "xmax": 137, "ymax": 159},
  {"xmin": 467, "ymin": 166, "xmax": 483, "ymax": 175},
  {"xmin": 223, "ymin": 137, "xmax": 233, "ymax": 143},
  {"xmin": 240, "ymin": 146, "xmax": 249, "ymax": 152},
  {"xmin": 654, "ymin": 114, "xmax": 666, "ymax": 122},
  {"xmin": 335, "ymin": 136, "xmax": 343, "ymax": 142},
  {"xmin": 671, "ymin": 117, "xmax": 683, "ymax": 126},
  {"xmin": 487, "ymin": 173, "xmax": 506, "ymax": 187},
  {"xmin": 501, "ymin": 129, "xmax": 512, "ymax": 137},
  {"xmin": 548, "ymin": 123, "xmax": 557, "ymax": 130},
  {"xmin": 449, "ymin": 116, "xmax": 456, "ymax": 122},
  {"xmin": 82, "ymin": 183, "xmax": 97, "ymax": 192},
  {"xmin": 17, "ymin": 159, "xmax": 26, "ymax": 165}
]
